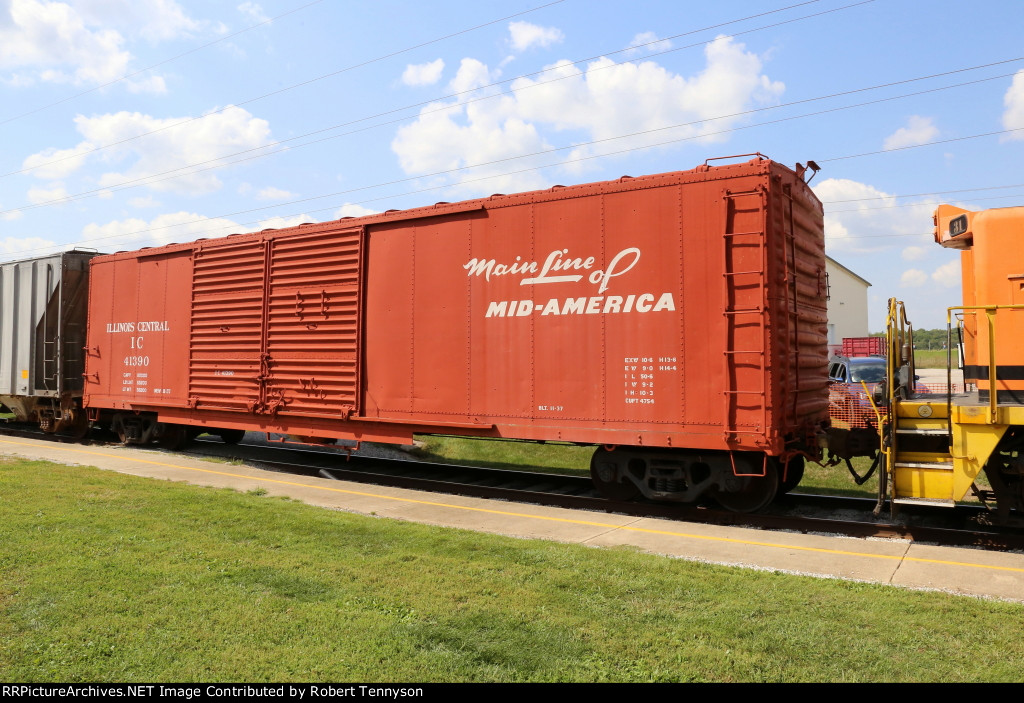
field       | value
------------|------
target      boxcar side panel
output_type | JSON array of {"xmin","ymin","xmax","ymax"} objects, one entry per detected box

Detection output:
[
  {"xmin": 362, "ymin": 161, "xmax": 826, "ymax": 451},
  {"xmin": 595, "ymin": 184, "xmax": 684, "ymax": 426},
  {"xmin": 466, "ymin": 204, "xmax": 537, "ymax": 420},
  {"xmin": 85, "ymin": 252, "xmax": 193, "ymax": 409},
  {"xmin": 409, "ymin": 214, "xmax": 475, "ymax": 417},
  {"xmin": 363, "ymin": 175, "xmax": 749, "ymax": 446},
  {"xmin": 81, "ymin": 158, "xmax": 827, "ymax": 455}
]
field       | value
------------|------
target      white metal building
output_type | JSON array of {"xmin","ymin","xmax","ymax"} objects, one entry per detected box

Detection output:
[{"xmin": 825, "ymin": 256, "xmax": 871, "ymax": 357}]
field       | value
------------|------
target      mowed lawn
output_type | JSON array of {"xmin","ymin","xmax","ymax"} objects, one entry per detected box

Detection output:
[{"xmin": 2, "ymin": 457, "xmax": 1024, "ymax": 683}]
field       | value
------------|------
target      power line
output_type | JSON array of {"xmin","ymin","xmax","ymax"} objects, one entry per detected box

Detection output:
[
  {"xmin": 8, "ymin": 0, "xmax": 873, "ymax": 183},
  {"xmin": 14, "ymin": 117, "xmax": 1024, "ymax": 256},
  {"xmin": 820, "ymin": 129, "xmax": 1024, "ymax": 162},
  {"xmin": 821, "ymin": 182, "xmax": 1024, "ymax": 203},
  {"xmin": 1, "ymin": 0, "xmax": 569, "ymax": 179},
  {"xmin": 9, "ymin": 43, "xmax": 1019, "ymax": 216},
  {"xmin": 0, "ymin": 0, "xmax": 326, "ymax": 128},
  {"xmin": 826, "ymin": 191, "xmax": 1024, "ymax": 214},
  {"xmin": 0, "ymin": 0, "xmax": 873, "ymax": 211}
]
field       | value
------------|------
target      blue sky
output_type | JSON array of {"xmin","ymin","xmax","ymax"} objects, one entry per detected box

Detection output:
[{"xmin": 1, "ymin": 0, "xmax": 1022, "ymax": 330}]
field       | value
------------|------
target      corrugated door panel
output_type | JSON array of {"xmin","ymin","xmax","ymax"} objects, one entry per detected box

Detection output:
[
  {"xmin": 266, "ymin": 228, "xmax": 361, "ymax": 417},
  {"xmin": 189, "ymin": 240, "xmax": 265, "ymax": 411}
]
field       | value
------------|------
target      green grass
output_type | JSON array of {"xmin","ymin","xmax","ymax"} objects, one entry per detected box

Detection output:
[
  {"xmin": 915, "ymin": 350, "xmax": 951, "ymax": 369},
  {"xmin": 2, "ymin": 456, "xmax": 1023, "ymax": 682},
  {"xmin": 409, "ymin": 436, "xmax": 595, "ymax": 474}
]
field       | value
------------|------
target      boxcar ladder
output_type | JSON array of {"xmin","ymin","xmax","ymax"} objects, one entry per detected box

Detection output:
[{"xmin": 721, "ymin": 187, "xmax": 769, "ymax": 446}]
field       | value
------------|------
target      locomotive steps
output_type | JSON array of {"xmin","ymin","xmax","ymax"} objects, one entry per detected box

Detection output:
[{"xmin": 891, "ymin": 399, "xmax": 955, "ymax": 507}]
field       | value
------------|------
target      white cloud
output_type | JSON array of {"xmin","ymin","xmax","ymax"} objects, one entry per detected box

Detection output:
[
  {"xmin": 901, "ymin": 269, "xmax": 928, "ymax": 287},
  {"xmin": 814, "ymin": 178, "xmax": 936, "ymax": 254},
  {"xmin": 510, "ymin": 39, "xmax": 784, "ymax": 143},
  {"xmin": 237, "ymin": 2, "xmax": 269, "ymax": 25},
  {"xmin": 402, "ymin": 59, "xmax": 444, "ymax": 87},
  {"xmin": 257, "ymin": 214, "xmax": 316, "ymax": 230},
  {"xmin": 82, "ymin": 212, "xmax": 244, "ymax": 248},
  {"xmin": 128, "ymin": 195, "xmax": 160, "ymax": 208},
  {"xmin": 24, "ymin": 106, "xmax": 273, "ymax": 194},
  {"xmin": 883, "ymin": 116, "xmax": 939, "ymax": 150},
  {"xmin": 448, "ymin": 58, "xmax": 495, "ymax": 94},
  {"xmin": 508, "ymin": 21, "xmax": 563, "ymax": 51},
  {"xmin": 0, "ymin": 0, "xmax": 199, "ymax": 89},
  {"xmin": 931, "ymin": 260, "xmax": 961, "ymax": 288},
  {"xmin": 74, "ymin": 0, "xmax": 201, "ymax": 43},
  {"xmin": 901, "ymin": 245, "xmax": 927, "ymax": 261},
  {"xmin": 0, "ymin": 235, "xmax": 55, "ymax": 253},
  {"xmin": 391, "ymin": 36, "xmax": 784, "ymax": 196},
  {"xmin": 257, "ymin": 186, "xmax": 295, "ymax": 200},
  {"xmin": 335, "ymin": 203, "xmax": 379, "ymax": 218},
  {"xmin": 0, "ymin": 0, "xmax": 132, "ymax": 86},
  {"xmin": 626, "ymin": 31, "xmax": 672, "ymax": 56},
  {"xmin": 125, "ymin": 75, "xmax": 167, "ymax": 94},
  {"xmin": 21, "ymin": 141, "xmax": 95, "ymax": 180},
  {"xmin": 1002, "ymin": 70, "xmax": 1024, "ymax": 141},
  {"xmin": 27, "ymin": 183, "xmax": 68, "ymax": 204},
  {"xmin": 0, "ymin": 208, "xmax": 25, "ymax": 221}
]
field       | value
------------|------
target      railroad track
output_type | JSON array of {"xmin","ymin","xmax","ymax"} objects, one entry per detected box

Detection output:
[
  {"xmin": 185, "ymin": 435, "xmax": 1024, "ymax": 551},
  {"xmin": 5, "ymin": 422, "xmax": 1022, "ymax": 551}
]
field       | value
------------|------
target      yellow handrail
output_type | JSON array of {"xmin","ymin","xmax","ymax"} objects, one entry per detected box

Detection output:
[{"xmin": 947, "ymin": 304, "xmax": 1024, "ymax": 423}]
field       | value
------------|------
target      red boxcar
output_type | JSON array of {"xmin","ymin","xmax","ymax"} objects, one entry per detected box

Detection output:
[
  {"xmin": 84, "ymin": 155, "xmax": 828, "ymax": 509},
  {"xmin": 840, "ymin": 336, "xmax": 884, "ymax": 357}
]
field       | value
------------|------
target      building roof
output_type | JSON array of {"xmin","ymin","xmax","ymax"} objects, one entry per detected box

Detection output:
[{"xmin": 826, "ymin": 256, "xmax": 872, "ymax": 287}]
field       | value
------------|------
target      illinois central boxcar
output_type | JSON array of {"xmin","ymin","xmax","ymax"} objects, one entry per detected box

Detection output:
[{"xmin": 82, "ymin": 155, "xmax": 829, "ymax": 510}]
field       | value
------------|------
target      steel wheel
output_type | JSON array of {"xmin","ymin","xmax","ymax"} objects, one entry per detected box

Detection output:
[
  {"xmin": 590, "ymin": 448, "xmax": 641, "ymax": 501},
  {"xmin": 159, "ymin": 424, "xmax": 189, "ymax": 450},
  {"xmin": 62, "ymin": 412, "xmax": 91, "ymax": 441},
  {"xmin": 217, "ymin": 429, "xmax": 246, "ymax": 444},
  {"xmin": 713, "ymin": 461, "xmax": 778, "ymax": 513}
]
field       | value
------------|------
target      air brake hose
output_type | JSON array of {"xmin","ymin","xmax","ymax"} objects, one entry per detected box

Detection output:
[{"xmin": 845, "ymin": 453, "xmax": 879, "ymax": 486}]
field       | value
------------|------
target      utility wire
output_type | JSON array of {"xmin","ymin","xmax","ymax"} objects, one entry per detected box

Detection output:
[
  {"xmin": 827, "ymin": 191, "xmax": 1024, "ymax": 214},
  {"xmin": 821, "ymin": 182, "xmax": 1024, "ymax": 203},
  {"xmin": 0, "ymin": 0, "xmax": 851, "ymax": 206},
  {"xmin": 0, "ymin": 0, "xmax": 326, "ymax": 127},
  {"xmin": 1, "ymin": 0, "xmax": 569, "ymax": 178},
  {"xmin": 0, "ymin": 0, "xmax": 869, "ymax": 208},
  {"xmin": 3, "ymin": 65, "xmax": 1019, "ymax": 219},
  {"xmin": 9, "ymin": 37, "xmax": 1018, "ymax": 216},
  {"xmin": 7, "ymin": 0, "xmax": 865, "ymax": 182},
  {"xmin": 13, "ymin": 118, "xmax": 1024, "ymax": 256}
]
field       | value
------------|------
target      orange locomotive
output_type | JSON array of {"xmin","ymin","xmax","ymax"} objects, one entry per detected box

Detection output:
[{"xmin": 861, "ymin": 203, "xmax": 1024, "ymax": 522}]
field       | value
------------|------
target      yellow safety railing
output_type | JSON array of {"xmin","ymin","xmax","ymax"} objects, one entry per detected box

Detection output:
[
  {"xmin": 947, "ymin": 304, "xmax": 1024, "ymax": 423},
  {"xmin": 881, "ymin": 299, "xmax": 916, "ymax": 512}
]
